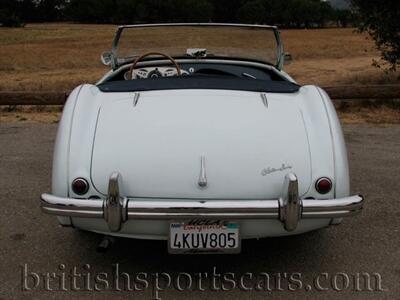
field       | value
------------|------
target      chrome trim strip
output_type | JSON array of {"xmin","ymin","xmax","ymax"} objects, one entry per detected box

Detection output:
[
  {"xmin": 126, "ymin": 199, "xmax": 279, "ymax": 219},
  {"xmin": 40, "ymin": 195, "xmax": 102, "ymax": 208},
  {"xmin": 126, "ymin": 200, "xmax": 280, "ymax": 210},
  {"xmin": 118, "ymin": 23, "xmax": 278, "ymax": 30},
  {"xmin": 198, "ymin": 156, "xmax": 207, "ymax": 188},
  {"xmin": 42, "ymin": 207, "xmax": 103, "ymax": 218},
  {"xmin": 133, "ymin": 92, "xmax": 140, "ymax": 107},
  {"xmin": 126, "ymin": 212, "xmax": 279, "ymax": 219},
  {"xmin": 261, "ymin": 93, "xmax": 268, "ymax": 108},
  {"xmin": 41, "ymin": 195, "xmax": 363, "ymax": 221},
  {"xmin": 40, "ymin": 172, "xmax": 364, "ymax": 232}
]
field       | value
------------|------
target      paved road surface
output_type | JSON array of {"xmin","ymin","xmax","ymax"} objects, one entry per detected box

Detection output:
[{"xmin": 0, "ymin": 123, "xmax": 399, "ymax": 299}]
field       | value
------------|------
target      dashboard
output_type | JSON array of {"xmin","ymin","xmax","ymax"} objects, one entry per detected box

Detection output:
[
  {"xmin": 128, "ymin": 67, "xmax": 189, "ymax": 79},
  {"xmin": 121, "ymin": 63, "xmax": 284, "ymax": 81}
]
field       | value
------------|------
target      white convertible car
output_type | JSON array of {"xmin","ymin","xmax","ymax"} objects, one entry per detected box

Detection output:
[{"xmin": 41, "ymin": 24, "xmax": 364, "ymax": 254}]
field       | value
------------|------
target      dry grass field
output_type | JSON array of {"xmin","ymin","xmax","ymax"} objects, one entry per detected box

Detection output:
[
  {"xmin": 1, "ymin": 23, "xmax": 399, "ymax": 124},
  {"xmin": 282, "ymin": 29, "xmax": 400, "ymax": 86},
  {"xmin": 1, "ymin": 23, "xmax": 399, "ymax": 92},
  {"xmin": 2, "ymin": 104, "xmax": 400, "ymax": 125},
  {"xmin": 0, "ymin": 23, "xmax": 114, "ymax": 91}
]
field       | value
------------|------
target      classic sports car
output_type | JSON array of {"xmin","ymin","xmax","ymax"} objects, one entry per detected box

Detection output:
[{"xmin": 41, "ymin": 24, "xmax": 364, "ymax": 254}]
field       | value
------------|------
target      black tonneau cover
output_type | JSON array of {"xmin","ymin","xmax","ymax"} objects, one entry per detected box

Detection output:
[{"xmin": 97, "ymin": 76, "xmax": 300, "ymax": 93}]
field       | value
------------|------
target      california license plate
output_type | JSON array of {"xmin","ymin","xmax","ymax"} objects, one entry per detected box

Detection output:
[{"xmin": 168, "ymin": 220, "xmax": 240, "ymax": 254}]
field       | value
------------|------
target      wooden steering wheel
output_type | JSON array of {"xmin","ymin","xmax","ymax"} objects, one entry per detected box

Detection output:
[{"xmin": 129, "ymin": 52, "xmax": 182, "ymax": 79}]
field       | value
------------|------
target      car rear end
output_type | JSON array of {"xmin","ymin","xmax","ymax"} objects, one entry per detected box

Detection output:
[{"xmin": 41, "ymin": 85, "xmax": 363, "ymax": 254}]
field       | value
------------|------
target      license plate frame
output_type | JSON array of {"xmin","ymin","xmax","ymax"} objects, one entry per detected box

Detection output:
[{"xmin": 168, "ymin": 220, "xmax": 241, "ymax": 254}]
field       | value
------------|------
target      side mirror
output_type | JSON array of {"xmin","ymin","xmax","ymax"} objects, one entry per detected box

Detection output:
[
  {"xmin": 284, "ymin": 52, "xmax": 293, "ymax": 65},
  {"xmin": 101, "ymin": 52, "xmax": 113, "ymax": 66}
]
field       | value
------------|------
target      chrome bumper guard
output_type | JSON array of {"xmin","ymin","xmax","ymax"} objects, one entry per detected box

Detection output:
[{"xmin": 41, "ymin": 173, "xmax": 364, "ymax": 232}]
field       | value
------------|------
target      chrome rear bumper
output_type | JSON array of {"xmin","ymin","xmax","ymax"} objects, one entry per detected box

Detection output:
[{"xmin": 41, "ymin": 173, "xmax": 364, "ymax": 233}]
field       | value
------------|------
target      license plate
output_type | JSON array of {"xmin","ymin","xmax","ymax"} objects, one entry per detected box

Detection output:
[{"xmin": 168, "ymin": 220, "xmax": 240, "ymax": 254}]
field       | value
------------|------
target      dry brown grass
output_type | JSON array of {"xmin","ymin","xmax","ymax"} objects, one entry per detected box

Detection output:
[
  {"xmin": 0, "ymin": 23, "xmax": 399, "ymax": 92},
  {"xmin": 282, "ymin": 28, "xmax": 400, "ymax": 85},
  {"xmin": 1, "ymin": 24, "xmax": 399, "ymax": 124},
  {"xmin": 2, "ymin": 104, "xmax": 400, "ymax": 125},
  {"xmin": 338, "ymin": 106, "xmax": 400, "ymax": 125},
  {"xmin": 0, "ymin": 23, "xmax": 113, "ymax": 91},
  {"xmin": 0, "ymin": 110, "xmax": 61, "ymax": 123},
  {"xmin": 283, "ymin": 28, "xmax": 400, "ymax": 85},
  {"xmin": 0, "ymin": 105, "xmax": 61, "ymax": 123}
]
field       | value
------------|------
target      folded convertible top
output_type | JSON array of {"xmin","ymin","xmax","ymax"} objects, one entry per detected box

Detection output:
[{"xmin": 97, "ymin": 76, "xmax": 300, "ymax": 93}]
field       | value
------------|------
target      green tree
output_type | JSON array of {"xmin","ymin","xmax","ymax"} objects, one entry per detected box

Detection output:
[
  {"xmin": 166, "ymin": 0, "xmax": 213, "ymax": 22},
  {"xmin": 0, "ymin": 0, "xmax": 35, "ymax": 27},
  {"xmin": 287, "ymin": 0, "xmax": 319, "ymax": 28},
  {"xmin": 36, "ymin": 0, "xmax": 66, "ymax": 21},
  {"xmin": 335, "ymin": 9, "xmax": 353, "ymax": 28},
  {"xmin": 266, "ymin": 0, "xmax": 293, "ymax": 27},
  {"xmin": 1, "ymin": 0, "xmax": 344, "ymax": 27},
  {"xmin": 237, "ymin": 0, "xmax": 266, "ymax": 24},
  {"xmin": 66, "ymin": 0, "xmax": 117, "ymax": 23},
  {"xmin": 185, "ymin": 0, "xmax": 213, "ymax": 22},
  {"xmin": 316, "ymin": 1, "xmax": 335, "ymax": 28},
  {"xmin": 351, "ymin": 0, "xmax": 400, "ymax": 71},
  {"xmin": 210, "ymin": 0, "xmax": 242, "ymax": 22}
]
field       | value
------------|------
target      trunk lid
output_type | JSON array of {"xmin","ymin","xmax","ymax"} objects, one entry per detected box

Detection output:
[{"xmin": 91, "ymin": 89, "xmax": 311, "ymax": 199}]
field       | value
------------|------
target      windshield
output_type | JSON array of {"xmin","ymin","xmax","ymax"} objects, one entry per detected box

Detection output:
[{"xmin": 112, "ymin": 24, "xmax": 282, "ymax": 68}]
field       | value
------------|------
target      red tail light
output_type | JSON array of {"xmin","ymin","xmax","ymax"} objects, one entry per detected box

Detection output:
[
  {"xmin": 72, "ymin": 178, "xmax": 89, "ymax": 195},
  {"xmin": 315, "ymin": 177, "xmax": 332, "ymax": 194}
]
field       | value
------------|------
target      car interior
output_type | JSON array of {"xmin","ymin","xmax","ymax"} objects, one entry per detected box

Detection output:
[{"xmin": 98, "ymin": 52, "xmax": 300, "ymax": 93}]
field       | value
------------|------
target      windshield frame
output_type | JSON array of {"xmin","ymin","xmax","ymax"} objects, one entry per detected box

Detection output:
[{"xmin": 110, "ymin": 23, "xmax": 284, "ymax": 70}]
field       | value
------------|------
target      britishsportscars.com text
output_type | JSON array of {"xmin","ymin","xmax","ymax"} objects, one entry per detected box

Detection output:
[{"xmin": 22, "ymin": 264, "xmax": 385, "ymax": 299}]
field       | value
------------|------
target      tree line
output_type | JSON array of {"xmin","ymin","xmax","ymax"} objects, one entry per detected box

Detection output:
[{"xmin": 1, "ymin": 0, "xmax": 355, "ymax": 28}]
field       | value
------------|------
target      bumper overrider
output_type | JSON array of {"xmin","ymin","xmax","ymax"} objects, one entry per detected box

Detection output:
[{"xmin": 41, "ymin": 173, "xmax": 364, "ymax": 233}]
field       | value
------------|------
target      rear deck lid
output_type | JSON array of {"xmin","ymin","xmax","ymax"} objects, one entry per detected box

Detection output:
[{"xmin": 91, "ymin": 89, "xmax": 311, "ymax": 199}]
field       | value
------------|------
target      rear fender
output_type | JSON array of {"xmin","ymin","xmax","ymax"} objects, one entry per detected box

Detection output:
[
  {"xmin": 317, "ymin": 87, "xmax": 350, "ymax": 198},
  {"xmin": 296, "ymin": 85, "xmax": 336, "ymax": 199}
]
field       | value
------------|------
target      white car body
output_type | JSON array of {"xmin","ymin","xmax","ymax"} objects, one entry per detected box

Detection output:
[{"xmin": 41, "ymin": 24, "xmax": 363, "ymax": 252}]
